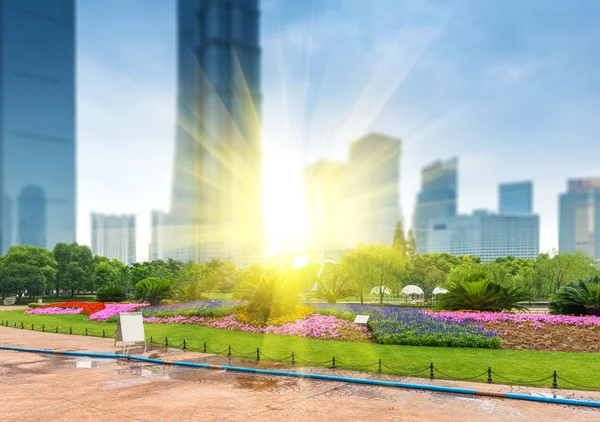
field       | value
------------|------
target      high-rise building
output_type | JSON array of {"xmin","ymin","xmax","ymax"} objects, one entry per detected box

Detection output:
[
  {"xmin": 499, "ymin": 181, "xmax": 533, "ymax": 215},
  {"xmin": 559, "ymin": 178, "xmax": 600, "ymax": 259},
  {"xmin": 0, "ymin": 1, "xmax": 76, "ymax": 253},
  {"xmin": 91, "ymin": 214, "xmax": 136, "ymax": 265},
  {"xmin": 303, "ymin": 133, "xmax": 401, "ymax": 251},
  {"xmin": 304, "ymin": 160, "xmax": 349, "ymax": 252},
  {"xmin": 347, "ymin": 133, "xmax": 401, "ymax": 246},
  {"xmin": 427, "ymin": 210, "xmax": 539, "ymax": 261},
  {"xmin": 168, "ymin": 0, "xmax": 263, "ymax": 267},
  {"xmin": 412, "ymin": 157, "xmax": 458, "ymax": 253}
]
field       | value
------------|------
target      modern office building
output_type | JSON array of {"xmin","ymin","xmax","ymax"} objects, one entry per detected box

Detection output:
[
  {"xmin": 91, "ymin": 214, "xmax": 136, "ymax": 264},
  {"xmin": 168, "ymin": 0, "xmax": 263, "ymax": 267},
  {"xmin": 304, "ymin": 160, "xmax": 349, "ymax": 252},
  {"xmin": 499, "ymin": 181, "xmax": 533, "ymax": 215},
  {"xmin": 559, "ymin": 178, "xmax": 600, "ymax": 259},
  {"xmin": 412, "ymin": 157, "xmax": 458, "ymax": 254},
  {"xmin": 0, "ymin": 1, "xmax": 76, "ymax": 253},
  {"xmin": 304, "ymin": 133, "xmax": 401, "ymax": 251},
  {"xmin": 347, "ymin": 133, "xmax": 401, "ymax": 246},
  {"xmin": 427, "ymin": 210, "xmax": 539, "ymax": 261}
]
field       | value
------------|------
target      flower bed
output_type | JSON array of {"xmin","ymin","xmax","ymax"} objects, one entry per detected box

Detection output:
[
  {"xmin": 25, "ymin": 307, "xmax": 83, "ymax": 315},
  {"xmin": 313, "ymin": 304, "xmax": 501, "ymax": 348},
  {"xmin": 432, "ymin": 311, "xmax": 600, "ymax": 329},
  {"xmin": 143, "ymin": 300, "xmax": 238, "ymax": 318},
  {"xmin": 35, "ymin": 302, "xmax": 106, "ymax": 315},
  {"xmin": 87, "ymin": 303, "xmax": 147, "ymax": 322}
]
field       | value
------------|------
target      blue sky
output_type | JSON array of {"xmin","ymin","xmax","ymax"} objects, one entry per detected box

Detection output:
[{"xmin": 77, "ymin": 0, "xmax": 600, "ymax": 260}]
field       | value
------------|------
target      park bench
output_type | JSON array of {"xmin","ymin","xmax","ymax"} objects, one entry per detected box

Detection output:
[{"xmin": 3, "ymin": 297, "xmax": 16, "ymax": 306}]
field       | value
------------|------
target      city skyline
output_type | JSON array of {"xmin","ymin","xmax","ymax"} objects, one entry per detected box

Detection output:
[{"xmin": 73, "ymin": 0, "xmax": 600, "ymax": 261}]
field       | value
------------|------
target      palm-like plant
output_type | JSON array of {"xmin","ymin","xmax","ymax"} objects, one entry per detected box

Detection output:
[
  {"xmin": 550, "ymin": 276, "xmax": 600, "ymax": 315},
  {"xmin": 233, "ymin": 274, "xmax": 300, "ymax": 319},
  {"xmin": 309, "ymin": 272, "xmax": 355, "ymax": 304},
  {"xmin": 439, "ymin": 277, "xmax": 532, "ymax": 312},
  {"xmin": 96, "ymin": 282, "xmax": 128, "ymax": 303},
  {"xmin": 134, "ymin": 277, "xmax": 173, "ymax": 306}
]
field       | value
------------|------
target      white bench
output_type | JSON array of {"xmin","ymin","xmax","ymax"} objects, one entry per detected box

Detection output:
[{"xmin": 3, "ymin": 297, "xmax": 16, "ymax": 306}]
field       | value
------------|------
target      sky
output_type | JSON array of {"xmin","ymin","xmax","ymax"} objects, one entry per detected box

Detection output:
[{"xmin": 77, "ymin": 0, "xmax": 600, "ymax": 261}]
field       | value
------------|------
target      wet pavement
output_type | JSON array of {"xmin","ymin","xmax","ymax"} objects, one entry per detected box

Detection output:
[{"xmin": 1, "ymin": 326, "xmax": 600, "ymax": 421}]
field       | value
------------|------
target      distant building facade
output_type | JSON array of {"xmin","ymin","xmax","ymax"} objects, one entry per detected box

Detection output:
[
  {"xmin": 427, "ymin": 210, "xmax": 539, "ymax": 262},
  {"xmin": 559, "ymin": 178, "xmax": 600, "ymax": 259},
  {"xmin": 0, "ymin": 0, "xmax": 76, "ymax": 253},
  {"xmin": 499, "ymin": 181, "xmax": 533, "ymax": 215},
  {"xmin": 412, "ymin": 157, "xmax": 458, "ymax": 254},
  {"xmin": 304, "ymin": 133, "xmax": 401, "ymax": 252},
  {"xmin": 91, "ymin": 214, "xmax": 136, "ymax": 264}
]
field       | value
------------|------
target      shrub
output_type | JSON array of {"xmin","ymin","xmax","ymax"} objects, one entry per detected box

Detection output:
[
  {"xmin": 550, "ymin": 276, "xmax": 600, "ymax": 315},
  {"xmin": 438, "ymin": 279, "xmax": 531, "ymax": 311},
  {"xmin": 28, "ymin": 303, "xmax": 42, "ymax": 308},
  {"xmin": 233, "ymin": 274, "xmax": 300, "ymax": 319},
  {"xmin": 134, "ymin": 277, "xmax": 173, "ymax": 307},
  {"xmin": 96, "ymin": 283, "xmax": 128, "ymax": 303},
  {"xmin": 308, "ymin": 272, "xmax": 354, "ymax": 304}
]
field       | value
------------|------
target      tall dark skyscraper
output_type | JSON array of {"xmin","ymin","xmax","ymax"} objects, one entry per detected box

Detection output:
[
  {"xmin": 499, "ymin": 181, "xmax": 533, "ymax": 215},
  {"xmin": 167, "ymin": 0, "xmax": 262, "ymax": 266},
  {"xmin": 412, "ymin": 157, "xmax": 458, "ymax": 254},
  {"xmin": 0, "ymin": 0, "xmax": 76, "ymax": 253}
]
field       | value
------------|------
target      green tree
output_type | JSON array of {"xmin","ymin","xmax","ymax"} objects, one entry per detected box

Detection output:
[
  {"xmin": 53, "ymin": 243, "xmax": 94, "ymax": 297},
  {"xmin": 134, "ymin": 277, "xmax": 173, "ymax": 306},
  {"xmin": 309, "ymin": 264, "xmax": 354, "ymax": 304},
  {"xmin": 0, "ymin": 263, "xmax": 46, "ymax": 302},
  {"xmin": 392, "ymin": 221, "xmax": 406, "ymax": 256},
  {"xmin": 233, "ymin": 273, "xmax": 300, "ymax": 319},
  {"xmin": 537, "ymin": 251, "xmax": 597, "ymax": 293},
  {"xmin": 406, "ymin": 230, "xmax": 417, "ymax": 259}
]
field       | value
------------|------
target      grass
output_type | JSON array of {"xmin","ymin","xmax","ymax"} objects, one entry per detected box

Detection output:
[{"xmin": 1, "ymin": 309, "xmax": 599, "ymax": 391}]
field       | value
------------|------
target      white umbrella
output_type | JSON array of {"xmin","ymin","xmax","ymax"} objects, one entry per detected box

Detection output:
[
  {"xmin": 401, "ymin": 285, "xmax": 424, "ymax": 295},
  {"xmin": 432, "ymin": 286, "xmax": 449, "ymax": 295}
]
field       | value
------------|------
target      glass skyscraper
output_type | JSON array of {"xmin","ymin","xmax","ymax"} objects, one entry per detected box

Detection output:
[
  {"xmin": 559, "ymin": 178, "xmax": 600, "ymax": 259},
  {"xmin": 0, "ymin": 0, "xmax": 76, "ymax": 253},
  {"xmin": 91, "ymin": 213, "xmax": 137, "ymax": 265},
  {"xmin": 167, "ymin": 0, "xmax": 262, "ymax": 267},
  {"xmin": 412, "ymin": 157, "xmax": 458, "ymax": 253},
  {"xmin": 499, "ymin": 181, "xmax": 533, "ymax": 215}
]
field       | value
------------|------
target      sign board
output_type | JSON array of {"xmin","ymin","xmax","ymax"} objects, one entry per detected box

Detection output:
[
  {"xmin": 354, "ymin": 315, "xmax": 370, "ymax": 324},
  {"xmin": 115, "ymin": 312, "xmax": 146, "ymax": 352}
]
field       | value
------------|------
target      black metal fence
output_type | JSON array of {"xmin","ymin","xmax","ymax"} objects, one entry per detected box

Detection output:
[{"xmin": 1, "ymin": 318, "xmax": 598, "ymax": 391}]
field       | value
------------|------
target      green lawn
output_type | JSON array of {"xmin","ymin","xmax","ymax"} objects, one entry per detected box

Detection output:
[{"xmin": 1, "ymin": 309, "xmax": 598, "ymax": 391}]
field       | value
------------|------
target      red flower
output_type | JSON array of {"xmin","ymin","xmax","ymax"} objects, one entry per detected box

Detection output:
[{"xmin": 39, "ymin": 302, "xmax": 106, "ymax": 315}]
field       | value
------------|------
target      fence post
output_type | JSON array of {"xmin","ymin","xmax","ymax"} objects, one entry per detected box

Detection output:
[
  {"xmin": 332, "ymin": 356, "xmax": 336, "ymax": 369},
  {"xmin": 430, "ymin": 363, "xmax": 434, "ymax": 380},
  {"xmin": 183, "ymin": 339, "xmax": 187, "ymax": 350},
  {"xmin": 55, "ymin": 326, "xmax": 59, "ymax": 333},
  {"xmin": 14, "ymin": 322, "xmax": 16, "ymax": 328},
  {"xmin": 150, "ymin": 336, "xmax": 153, "ymax": 344},
  {"xmin": 256, "ymin": 348, "xmax": 260, "ymax": 361},
  {"xmin": 42, "ymin": 324, "xmax": 45, "ymax": 332},
  {"xmin": 69, "ymin": 326, "xmax": 72, "ymax": 335},
  {"xmin": 20, "ymin": 322, "xmax": 24, "ymax": 329},
  {"xmin": 102, "ymin": 329, "xmax": 106, "ymax": 338},
  {"xmin": 31, "ymin": 323, "xmax": 34, "ymax": 330},
  {"xmin": 552, "ymin": 371, "xmax": 558, "ymax": 389},
  {"xmin": 165, "ymin": 336, "xmax": 169, "ymax": 347},
  {"xmin": 85, "ymin": 328, "xmax": 88, "ymax": 336},
  {"xmin": 378, "ymin": 358, "xmax": 382, "ymax": 373},
  {"xmin": 228, "ymin": 345, "xmax": 231, "ymax": 357},
  {"xmin": 292, "ymin": 352, "xmax": 295, "ymax": 365},
  {"xmin": 203, "ymin": 342, "xmax": 207, "ymax": 353},
  {"xmin": 487, "ymin": 367, "xmax": 492, "ymax": 384}
]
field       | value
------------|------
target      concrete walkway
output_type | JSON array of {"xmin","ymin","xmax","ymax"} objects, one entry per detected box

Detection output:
[{"xmin": 1, "ymin": 326, "xmax": 599, "ymax": 421}]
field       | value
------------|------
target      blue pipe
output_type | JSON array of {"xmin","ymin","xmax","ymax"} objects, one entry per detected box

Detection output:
[{"xmin": 2, "ymin": 345, "xmax": 600, "ymax": 408}]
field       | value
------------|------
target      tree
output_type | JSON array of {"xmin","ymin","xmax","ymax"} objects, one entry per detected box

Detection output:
[
  {"xmin": 392, "ymin": 221, "xmax": 406, "ymax": 256},
  {"xmin": 134, "ymin": 277, "xmax": 173, "ymax": 306},
  {"xmin": 0, "ymin": 263, "xmax": 46, "ymax": 303},
  {"xmin": 406, "ymin": 230, "xmax": 417, "ymax": 259},
  {"xmin": 173, "ymin": 262, "xmax": 212, "ymax": 302},
  {"xmin": 339, "ymin": 245, "xmax": 374, "ymax": 304},
  {"xmin": 91, "ymin": 260, "xmax": 125, "ymax": 292},
  {"xmin": 3, "ymin": 245, "xmax": 57, "ymax": 296},
  {"xmin": 309, "ymin": 264, "xmax": 354, "ymax": 304},
  {"xmin": 233, "ymin": 274, "xmax": 300, "ymax": 319},
  {"xmin": 53, "ymin": 243, "xmax": 94, "ymax": 297},
  {"xmin": 537, "ymin": 251, "xmax": 597, "ymax": 293}
]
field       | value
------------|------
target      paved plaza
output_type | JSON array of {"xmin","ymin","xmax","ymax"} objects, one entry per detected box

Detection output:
[{"xmin": 1, "ymin": 326, "xmax": 599, "ymax": 421}]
